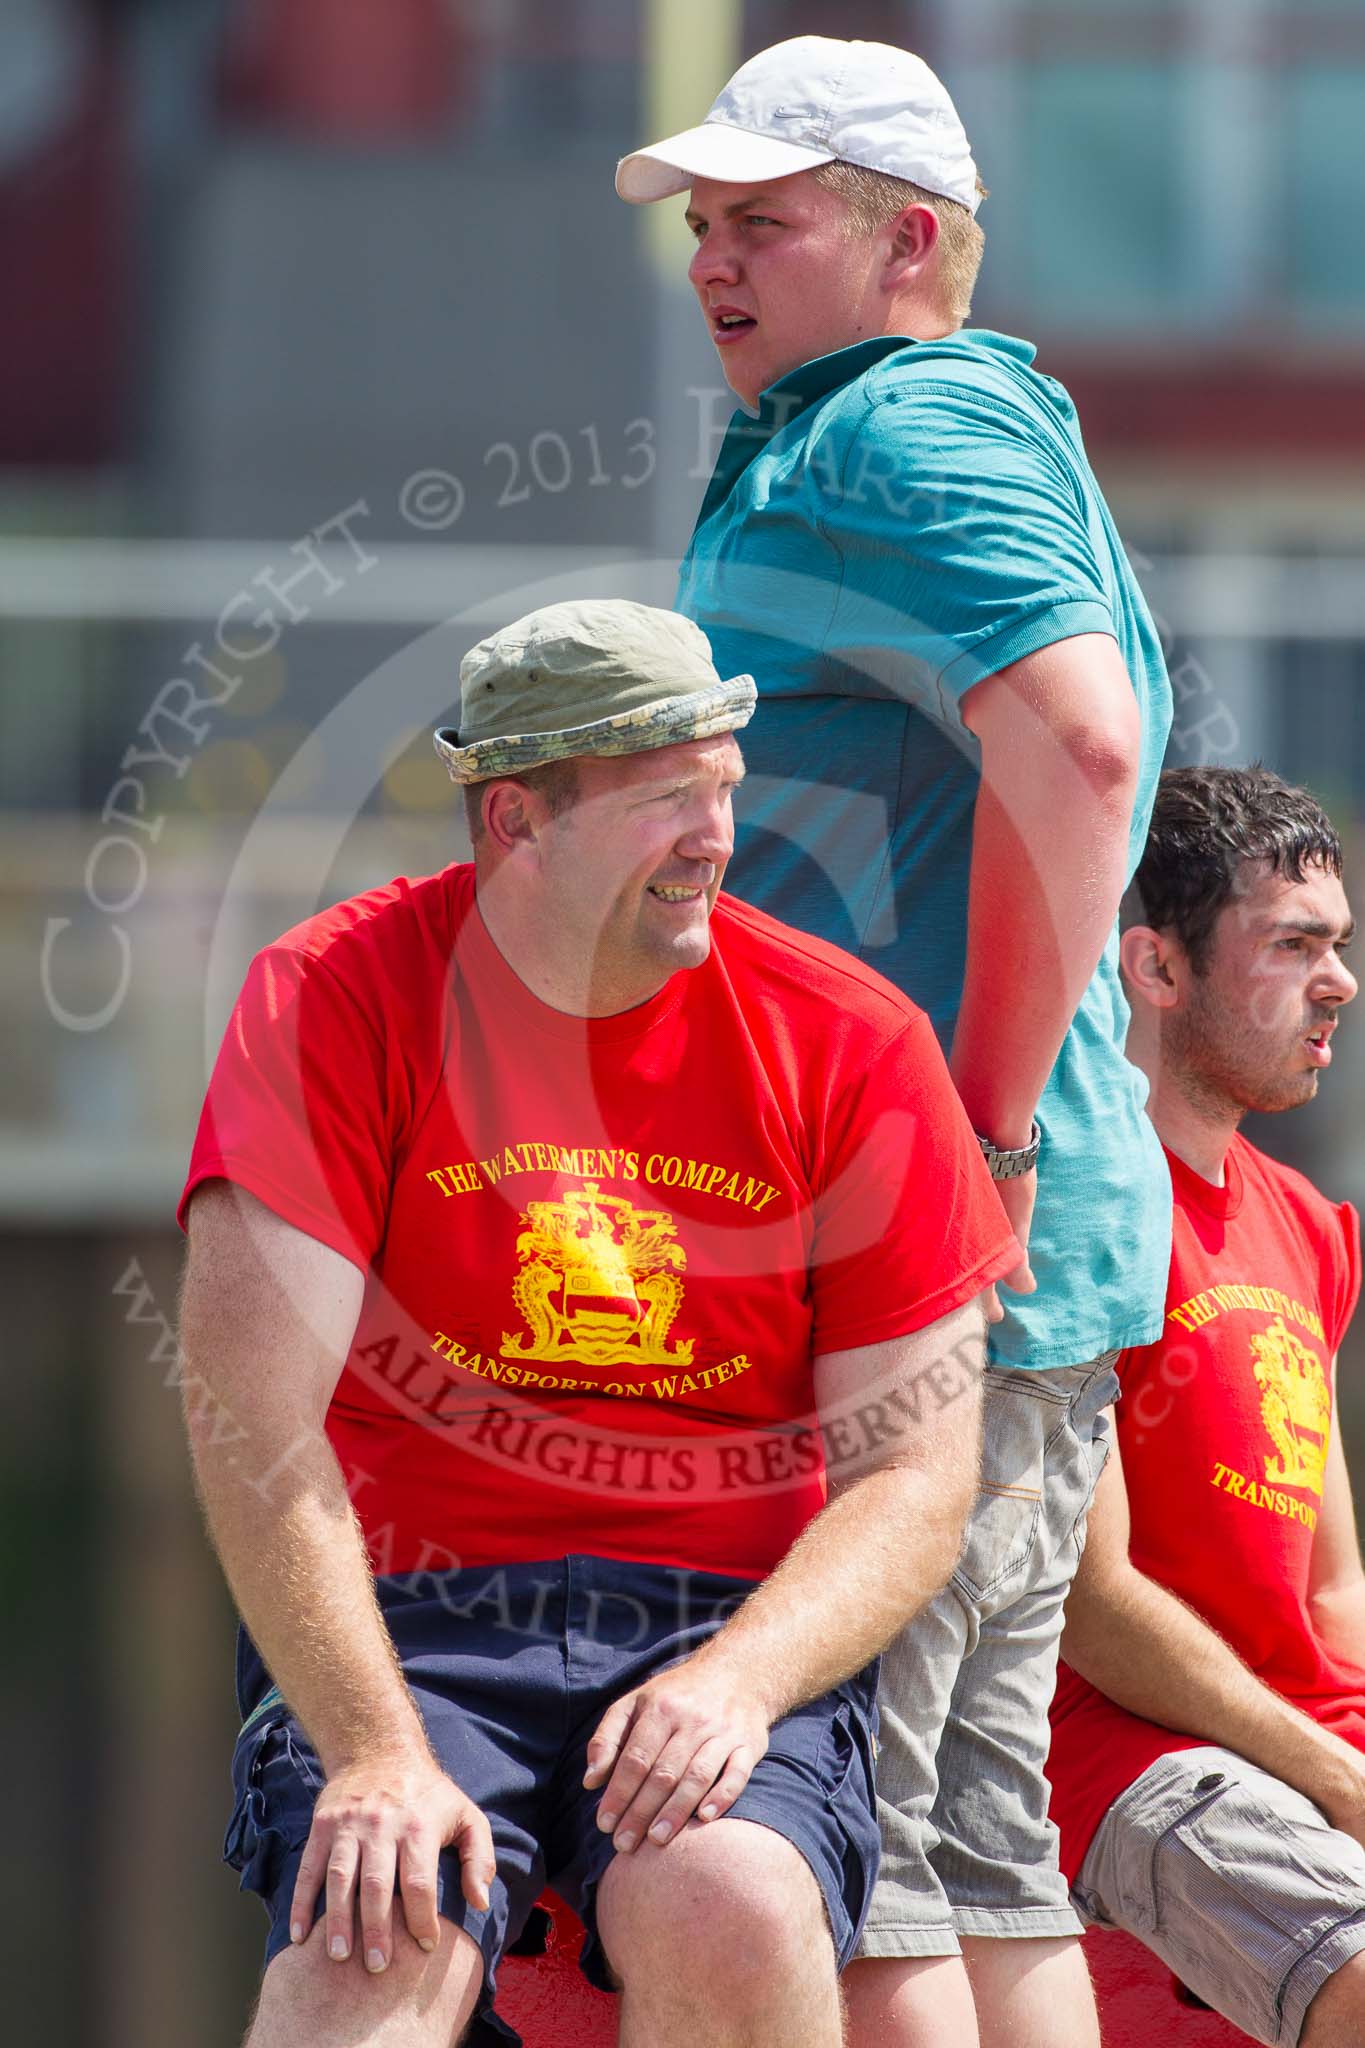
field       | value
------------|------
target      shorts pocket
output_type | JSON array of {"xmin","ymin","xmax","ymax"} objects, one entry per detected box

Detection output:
[
  {"xmin": 821, "ymin": 1695, "xmax": 881, "ymax": 1950},
  {"xmin": 1062, "ymin": 1364, "xmax": 1119, "ymax": 1551},
  {"xmin": 1161, "ymin": 1780, "xmax": 1352, "ymax": 1949},
  {"xmin": 818, "ymin": 1699, "xmax": 869, "ymax": 1805},
  {"xmin": 952, "ymin": 1378, "xmax": 1050, "ymax": 1604},
  {"xmin": 772, "ymin": 1689, "xmax": 867, "ymax": 1800},
  {"xmin": 1124, "ymin": 1778, "xmax": 1328, "ymax": 2043},
  {"xmin": 223, "ymin": 1704, "xmax": 321, "ymax": 1900},
  {"xmin": 952, "ymin": 1487, "xmax": 1043, "ymax": 1604},
  {"xmin": 1063, "ymin": 1416, "xmax": 1113, "ymax": 1565}
]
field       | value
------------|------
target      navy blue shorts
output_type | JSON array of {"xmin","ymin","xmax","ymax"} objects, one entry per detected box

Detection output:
[{"xmin": 224, "ymin": 1556, "xmax": 879, "ymax": 2045}]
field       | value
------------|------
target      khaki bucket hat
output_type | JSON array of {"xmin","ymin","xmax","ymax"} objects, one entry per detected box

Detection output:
[{"xmin": 434, "ymin": 600, "xmax": 756, "ymax": 785}]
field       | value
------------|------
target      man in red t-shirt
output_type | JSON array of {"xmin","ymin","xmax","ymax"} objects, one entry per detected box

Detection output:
[
  {"xmin": 1047, "ymin": 764, "xmax": 1365, "ymax": 2046},
  {"xmin": 179, "ymin": 599, "xmax": 1017, "ymax": 2048}
]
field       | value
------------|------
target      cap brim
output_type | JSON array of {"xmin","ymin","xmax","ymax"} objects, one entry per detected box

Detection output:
[
  {"xmin": 434, "ymin": 674, "xmax": 757, "ymax": 785},
  {"xmin": 616, "ymin": 123, "xmax": 834, "ymax": 203}
]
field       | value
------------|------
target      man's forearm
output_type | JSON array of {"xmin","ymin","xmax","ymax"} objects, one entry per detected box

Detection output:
[
  {"xmin": 583, "ymin": 1309, "xmax": 984, "ymax": 1847},
  {"xmin": 950, "ymin": 748, "xmax": 1135, "ymax": 1144},
  {"xmin": 1309, "ymin": 1583, "xmax": 1365, "ymax": 1670},
  {"xmin": 1064, "ymin": 1566, "xmax": 1358, "ymax": 1806},
  {"xmin": 952, "ymin": 641, "xmax": 1140, "ymax": 1144},
  {"xmin": 180, "ymin": 1192, "xmax": 495, "ymax": 1947},
  {"xmin": 191, "ymin": 1426, "xmax": 431, "ymax": 1775},
  {"xmin": 688, "ymin": 1455, "xmax": 973, "ymax": 1722}
]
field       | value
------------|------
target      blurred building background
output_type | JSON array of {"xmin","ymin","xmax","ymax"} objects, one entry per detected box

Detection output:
[{"xmin": 2, "ymin": 1, "xmax": 1363, "ymax": 2041}]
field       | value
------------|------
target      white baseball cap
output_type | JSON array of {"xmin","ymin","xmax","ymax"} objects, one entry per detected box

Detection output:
[{"xmin": 616, "ymin": 36, "xmax": 980, "ymax": 215}]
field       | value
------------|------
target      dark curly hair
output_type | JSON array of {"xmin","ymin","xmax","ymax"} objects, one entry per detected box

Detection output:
[{"xmin": 1125, "ymin": 765, "xmax": 1343, "ymax": 974}]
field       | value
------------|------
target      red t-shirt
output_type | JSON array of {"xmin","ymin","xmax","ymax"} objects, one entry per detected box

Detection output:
[
  {"xmin": 1048, "ymin": 1135, "xmax": 1363, "ymax": 1880},
  {"xmin": 180, "ymin": 865, "xmax": 1016, "ymax": 1580}
]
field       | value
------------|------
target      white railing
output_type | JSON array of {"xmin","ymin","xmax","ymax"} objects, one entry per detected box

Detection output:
[{"xmin": 0, "ymin": 538, "xmax": 1363, "ymax": 637}]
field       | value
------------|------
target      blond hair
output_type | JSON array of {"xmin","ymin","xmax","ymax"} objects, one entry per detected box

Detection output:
[{"xmin": 810, "ymin": 160, "xmax": 987, "ymax": 327}]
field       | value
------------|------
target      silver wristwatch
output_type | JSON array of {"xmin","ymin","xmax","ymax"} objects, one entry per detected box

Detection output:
[{"xmin": 977, "ymin": 1121, "xmax": 1041, "ymax": 1181}]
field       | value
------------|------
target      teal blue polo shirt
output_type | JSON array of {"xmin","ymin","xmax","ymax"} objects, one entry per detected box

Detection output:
[{"xmin": 677, "ymin": 331, "xmax": 1173, "ymax": 1370}]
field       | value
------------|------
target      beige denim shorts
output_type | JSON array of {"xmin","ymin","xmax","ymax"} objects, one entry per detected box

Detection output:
[
  {"xmin": 859, "ymin": 1353, "xmax": 1118, "ymax": 1958},
  {"xmin": 1076, "ymin": 1746, "xmax": 1365, "ymax": 2044}
]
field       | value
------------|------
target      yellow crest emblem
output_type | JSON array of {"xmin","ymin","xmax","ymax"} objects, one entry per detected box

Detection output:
[
  {"xmin": 502, "ymin": 1181, "xmax": 695, "ymax": 1369},
  {"xmin": 1250, "ymin": 1316, "xmax": 1330, "ymax": 1498}
]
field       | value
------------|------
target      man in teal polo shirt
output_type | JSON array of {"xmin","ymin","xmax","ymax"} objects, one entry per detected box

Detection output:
[{"xmin": 617, "ymin": 35, "xmax": 1173, "ymax": 2048}]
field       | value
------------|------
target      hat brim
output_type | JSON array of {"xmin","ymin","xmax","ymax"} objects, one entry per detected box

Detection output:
[
  {"xmin": 616, "ymin": 123, "xmax": 834, "ymax": 204},
  {"xmin": 434, "ymin": 674, "xmax": 757, "ymax": 785}
]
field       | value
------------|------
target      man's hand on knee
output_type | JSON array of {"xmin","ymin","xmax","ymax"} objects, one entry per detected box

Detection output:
[
  {"xmin": 288, "ymin": 1749, "xmax": 496, "ymax": 1973},
  {"xmin": 584, "ymin": 1656, "xmax": 770, "ymax": 1853}
]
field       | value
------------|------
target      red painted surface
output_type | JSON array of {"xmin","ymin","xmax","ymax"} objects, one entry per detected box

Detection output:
[
  {"xmin": 1085, "ymin": 1928, "xmax": 1245, "ymax": 2047},
  {"xmin": 497, "ymin": 1898, "xmax": 616, "ymax": 2046},
  {"xmin": 1043, "ymin": 357, "xmax": 1365, "ymax": 462},
  {"xmin": 220, "ymin": 0, "xmax": 474, "ymax": 136},
  {"xmin": 496, "ymin": 1900, "xmax": 1247, "ymax": 2045},
  {"xmin": 0, "ymin": 38, "xmax": 130, "ymax": 466}
]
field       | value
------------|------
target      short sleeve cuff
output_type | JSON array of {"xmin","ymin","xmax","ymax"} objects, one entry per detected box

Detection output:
[
  {"xmin": 178, "ymin": 1159, "xmax": 373, "ymax": 1273},
  {"xmin": 937, "ymin": 601, "xmax": 1117, "ymax": 711},
  {"xmin": 812, "ymin": 1233, "xmax": 1019, "ymax": 1356}
]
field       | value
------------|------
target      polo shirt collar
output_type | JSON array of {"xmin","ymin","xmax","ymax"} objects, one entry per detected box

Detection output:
[
  {"xmin": 699, "ymin": 330, "xmax": 1041, "ymax": 517},
  {"xmin": 698, "ymin": 339, "xmax": 915, "ymax": 523},
  {"xmin": 760, "ymin": 335, "xmax": 918, "ymax": 419},
  {"xmin": 758, "ymin": 327, "xmax": 1040, "ymax": 423}
]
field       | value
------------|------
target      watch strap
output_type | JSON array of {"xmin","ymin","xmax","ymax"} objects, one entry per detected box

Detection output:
[{"xmin": 977, "ymin": 1120, "xmax": 1041, "ymax": 1181}]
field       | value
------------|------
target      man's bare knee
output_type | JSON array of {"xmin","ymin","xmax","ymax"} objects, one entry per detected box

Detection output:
[
  {"xmin": 244, "ymin": 1917, "xmax": 483, "ymax": 2047},
  {"xmin": 598, "ymin": 1816, "xmax": 834, "ymax": 1993}
]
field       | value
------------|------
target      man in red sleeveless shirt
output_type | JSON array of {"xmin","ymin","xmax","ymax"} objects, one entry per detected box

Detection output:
[
  {"xmin": 1048, "ymin": 765, "xmax": 1364, "ymax": 2046},
  {"xmin": 179, "ymin": 599, "xmax": 1016, "ymax": 2048}
]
